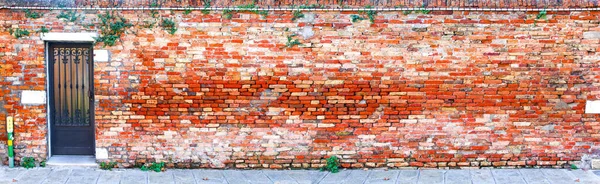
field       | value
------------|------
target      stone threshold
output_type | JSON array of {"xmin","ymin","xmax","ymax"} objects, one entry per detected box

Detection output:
[{"xmin": 46, "ymin": 155, "xmax": 97, "ymax": 167}]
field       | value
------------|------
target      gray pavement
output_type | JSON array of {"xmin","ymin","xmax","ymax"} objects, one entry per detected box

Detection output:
[{"xmin": 0, "ymin": 167, "xmax": 599, "ymax": 184}]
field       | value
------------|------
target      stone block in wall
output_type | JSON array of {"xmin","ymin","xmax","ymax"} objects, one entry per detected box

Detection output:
[
  {"xmin": 20, "ymin": 91, "xmax": 46, "ymax": 105},
  {"xmin": 94, "ymin": 50, "xmax": 110, "ymax": 62}
]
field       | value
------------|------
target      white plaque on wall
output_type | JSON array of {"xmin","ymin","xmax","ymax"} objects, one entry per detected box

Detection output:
[
  {"xmin": 585, "ymin": 100, "xmax": 600, "ymax": 114},
  {"xmin": 20, "ymin": 90, "xmax": 46, "ymax": 105}
]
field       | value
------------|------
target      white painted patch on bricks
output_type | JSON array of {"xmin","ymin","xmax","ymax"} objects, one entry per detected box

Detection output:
[
  {"xmin": 20, "ymin": 90, "xmax": 46, "ymax": 105},
  {"xmin": 94, "ymin": 50, "xmax": 110, "ymax": 62},
  {"xmin": 96, "ymin": 148, "xmax": 109, "ymax": 159},
  {"xmin": 585, "ymin": 100, "xmax": 600, "ymax": 113}
]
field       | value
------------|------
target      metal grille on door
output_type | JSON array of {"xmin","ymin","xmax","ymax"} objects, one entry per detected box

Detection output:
[{"xmin": 51, "ymin": 47, "xmax": 91, "ymax": 126}]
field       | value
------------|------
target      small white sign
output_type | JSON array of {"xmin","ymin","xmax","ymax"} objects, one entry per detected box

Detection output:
[
  {"xmin": 21, "ymin": 90, "xmax": 46, "ymax": 105},
  {"xmin": 585, "ymin": 100, "xmax": 600, "ymax": 114},
  {"xmin": 94, "ymin": 50, "xmax": 110, "ymax": 62}
]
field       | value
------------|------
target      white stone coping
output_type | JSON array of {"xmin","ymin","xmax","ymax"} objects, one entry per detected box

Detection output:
[{"xmin": 41, "ymin": 32, "xmax": 98, "ymax": 42}]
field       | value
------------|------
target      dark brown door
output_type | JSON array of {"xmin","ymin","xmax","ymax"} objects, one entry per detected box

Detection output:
[{"xmin": 49, "ymin": 43, "xmax": 94, "ymax": 155}]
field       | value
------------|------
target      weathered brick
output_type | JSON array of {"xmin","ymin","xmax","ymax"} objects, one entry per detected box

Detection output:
[{"xmin": 0, "ymin": 9, "xmax": 598, "ymax": 169}]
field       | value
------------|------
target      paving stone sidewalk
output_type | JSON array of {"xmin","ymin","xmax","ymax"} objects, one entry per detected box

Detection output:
[{"xmin": 1, "ymin": 166, "xmax": 599, "ymax": 184}]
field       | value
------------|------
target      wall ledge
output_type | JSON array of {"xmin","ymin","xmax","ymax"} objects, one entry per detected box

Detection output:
[{"xmin": 41, "ymin": 32, "xmax": 98, "ymax": 42}]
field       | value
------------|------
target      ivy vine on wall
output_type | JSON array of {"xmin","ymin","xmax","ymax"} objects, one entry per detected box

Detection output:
[{"xmin": 95, "ymin": 11, "xmax": 133, "ymax": 46}]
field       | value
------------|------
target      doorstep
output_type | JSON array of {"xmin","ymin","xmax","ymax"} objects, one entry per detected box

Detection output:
[{"xmin": 46, "ymin": 155, "xmax": 97, "ymax": 167}]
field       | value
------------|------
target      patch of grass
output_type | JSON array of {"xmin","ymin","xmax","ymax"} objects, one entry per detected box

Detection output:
[
  {"xmin": 100, "ymin": 162, "xmax": 117, "ymax": 170},
  {"xmin": 140, "ymin": 162, "xmax": 165, "ymax": 172},
  {"xmin": 39, "ymin": 160, "xmax": 46, "ymax": 167},
  {"xmin": 161, "ymin": 18, "xmax": 177, "ymax": 35},
  {"xmin": 24, "ymin": 9, "xmax": 42, "ymax": 19},
  {"xmin": 57, "ymin": 10, "xmax": 79, "ymax": 22},
  {"xmin": 9, "ymin": 28, "xmax": 30, "ymax": 39},
  {"xmin": 21, "ymin": 157, "xmax": 36, "ymax": 169},
  {"xmin": 320, "ymin": 155, "xmax": 340, "ymax": 173}
]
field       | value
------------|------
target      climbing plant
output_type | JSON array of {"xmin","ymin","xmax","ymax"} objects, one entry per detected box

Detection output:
[
  {"xmin": 222, "ymin": 9, "xmax": 233, "ymax": 19},
  {"xmin": 201, "ymin": 0, "xmax": 211, "ymax": 14},
  {"xmin": 350, "ymin": 14, "xmax": 365, "ymax": 23},
  {"xmin": 358, "ymin": 5, "xmax": 377, "ymax": 23},
  {"xmin": 237, "ymin": 3, "xmax": 269, "ymax": 18},
  {"xmin": 401, "ymin": 4, "xmax": 431, "ymax": 15},
  {"xmin": 24, "ymin": 9, "xmax": 43, "ymax": 19},
  {"xmin": 284, "ymin": 34, "xmax": 303, "ymax": 48},
  {"xmin": 57, "ymin": 10, "xmax": 79, "ymax": 22},
  {"xmin": 291, "ymin": 4, "xmax": 322, "ymax": 22},
  {"xmin": 95, "ymin": 11, "xmax": 133, "ymax": 46},
  {"xmin": 161, "ymin": 18, "xmax": 177, "ymax": 35},
  {"xmin": 9, "ymin": 28, "xmax": 30, "ymax": 39}
]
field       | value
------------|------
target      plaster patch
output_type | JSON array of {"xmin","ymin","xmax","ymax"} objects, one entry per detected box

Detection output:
[
  {"xmin": 20, "ymin": 90, "xmax": 46, "ymax": 105},
  {"xmin": 94, "ymin": 50, "xmax": 110, "ymax": 62},
  {"xmin": 585, "ymin": 100, "xmax": 600, "ymax": 113}
]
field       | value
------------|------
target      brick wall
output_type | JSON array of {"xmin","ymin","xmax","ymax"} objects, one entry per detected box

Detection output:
[{"xmin": 1, "ymin": 9, "xmax": 600, "ymax": 168}]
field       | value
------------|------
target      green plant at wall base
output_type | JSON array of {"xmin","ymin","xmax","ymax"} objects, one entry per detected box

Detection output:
[
  {"xmin": 21, "ymin": 157, "xmax": 36, "ymax": 169},
  {"xmin": 285, "ymin": 34, "xmax": 302, "ymax": 48},
  {"xmin": 57, "ymin": 11, "xmax": 79, "ymax": 22},
  {"xmin": 9, "ymin": 28, "xmax": 30, "ymax": 39},
  {"xmin": 24, "ymin": 9, "xmax": 43, "ymax": 19},
  {"xmin": 320, "ymin": 156, "xmax": 340, "ymax": 173},
  {"xmin": 161, "ymin": 18, "xmax": 177, "ymax": 35},
  {"xmin": 39, "ymin": 160, "xmax": 46, "ymax": 167},
  {"xmin": 100, "ymin": 162, "xmax": 117, "ymax": 170},
  {"xmin": 96, "ymin": 11, "xmax": 133, "ymax": 46},
  {"xmin": 350, "ymin": 14, "xmax": 365, "ymax": 23},
  {"xmin": 570, "ymin": 164, "xmax": 578, "ymax": 170},
  {"xmin": 140, "ymin": 162, "xmax": 165, "ymax": 172}
]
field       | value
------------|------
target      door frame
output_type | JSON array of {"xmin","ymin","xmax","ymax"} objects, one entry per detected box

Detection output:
[{"xmin": 43, "ymin": 33, "xmax": 97, "ymax": 157}]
